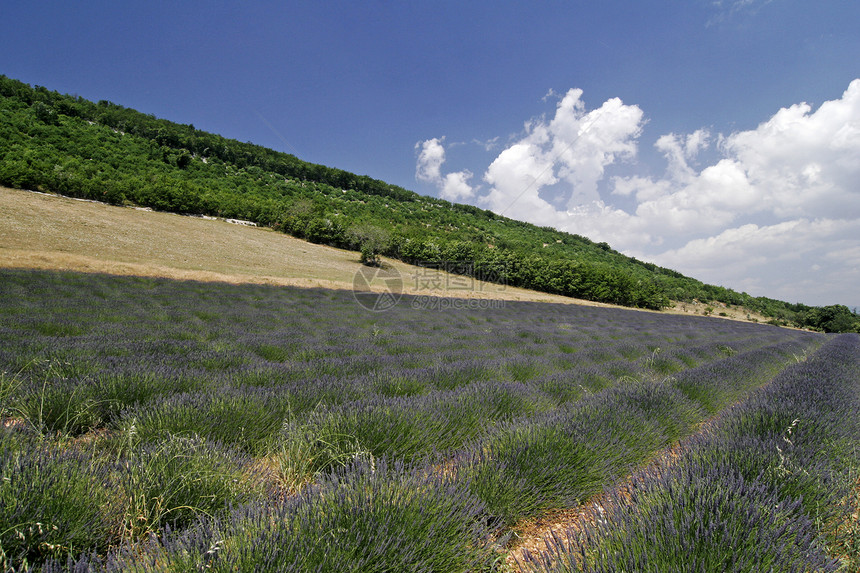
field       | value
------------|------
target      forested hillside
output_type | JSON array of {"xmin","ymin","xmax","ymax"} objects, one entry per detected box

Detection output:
[{"xmin": 1, "ymin": 75, "xmax": 856, "ymax": 330}]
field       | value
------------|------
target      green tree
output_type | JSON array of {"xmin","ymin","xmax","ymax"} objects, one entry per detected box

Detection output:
[
  {"xmin": 347, "ymin": 224, "xmax": 389, "ymax": 267},
  {"xmin": 176, "ymin": 150, "xmax": 192, "ymax": 169}
]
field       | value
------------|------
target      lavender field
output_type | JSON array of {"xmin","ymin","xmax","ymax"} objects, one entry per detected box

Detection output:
[{"xmin": 0, "ymin": 269, "xmax": 857, "ymax": 572}]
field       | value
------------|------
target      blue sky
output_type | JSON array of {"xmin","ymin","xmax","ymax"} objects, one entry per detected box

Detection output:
[{"xmin": 2, "ymin": 1, "xmax": 859, "ymax": 307}]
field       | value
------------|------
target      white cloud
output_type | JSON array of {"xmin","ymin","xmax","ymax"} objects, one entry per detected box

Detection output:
[
  {"xmin": 654, "ymin": 129, "xmax": 710, "ymax": 181},
  {"xmin": 627, "ymin": 81, "xmax": 860, "ymax": 305},
  {"xmin": 415, "ymin": 137, "xmax": 446, "ymax": 183},
  {"xmin": 546, "ymin": 90, "xmax": 645, "ymax": 208},
  {"xmin": 415, "ymin": 80, "xmax": 860, "ymax": 305},
  {"xmin": 440, "ymin": 170, "xmax": 475, "ymax": 202},
  {"xmin": 722, "ymin": 80, "xmax": 860, "ymax": 220},
  {"xmin": 479, "ymin": 88, "xmax": 644, "ymax": 217},
  {"xmin": 607, "ymin": 79, "xmax": 860, "ymax": 246},
  {"xmin": 652, "ymin": 218, "xmax": 860, "ymax": 305},
  {"xmin": 414, "ymin": 137, "xmax": 475, "ymax": 201}
]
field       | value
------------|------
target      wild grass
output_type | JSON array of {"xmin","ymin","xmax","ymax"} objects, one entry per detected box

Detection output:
[
  {"xmin": 268, "ymin": 406, "xmax": 374, "ymax": 493},
  {"xmin": 0, "ymin": 434, "xmax": 120, "ymax": 569},
  {"xmin": 0, "ymin": 369, "xmax": 23, "ymax": 419},
  {"xmin": 117, "ymin": 434, "xmax": 259, "ymax": 539},
  {"xmin": 61, "ymin": 460, "xmax": 499, "ymax": 573},
  {"xmin": 116, "ymin": 387, "xmax": 292, "ymax": 454},
  {"xmin": 829, "ymin": 468, "xmax": 860, "ymax": 571}
]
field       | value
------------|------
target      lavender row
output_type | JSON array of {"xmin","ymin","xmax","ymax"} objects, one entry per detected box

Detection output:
[
  {"xmin": 0, "ymin": 427, "xmax": 259, "ymax": 570},
  {"xmin": 47, "ymin": 459, "xmax": 499, "ymax": 573},
  {"xmin": 523, "ymin": 333, "xmax": 860, "ymax": 572},
  {"xmin": 0, "ymin": 270, "xmax": 798, "ymax": 376},
  {"xmin": 0, "ymin": 270, "xmax": 814, "ymax": 446},
  {"xmin": 454, "ymin": 339, "xmax": 815, "ymax": 527},
  {"xmin": 24, "ymin": 338, "xmax": 818, "ymax": 572},
  {"xmin": 5, "ymin": 337, "xmax": 814, "ymax": 465}
]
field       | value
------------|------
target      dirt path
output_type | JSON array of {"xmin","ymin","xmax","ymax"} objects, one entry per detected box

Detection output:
[{"xmin": 503, "ymin": 441, "xmax": 686, "ymax": 571}]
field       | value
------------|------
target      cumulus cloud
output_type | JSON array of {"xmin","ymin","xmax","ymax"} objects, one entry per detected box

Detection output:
[
  {"xmin": 480, "ymin": 88, "xmax": 645, "ymax": 216},
  {"xmin": 415, "ymin": 79, "xmax": 860, "ymax": 305},
  {"xmin": 483, "ymin": 142, "xmax": 559, "ymax": 220},
  {"xmin": 415, "ymin": 137, "xmax": 446, "ymax": 183},
  {"xmin": 625, "ymin": 80, "xmax": 860, "ymax": 304},
  {"xmin": 653, "ymin": 218, "xmax": 860, "ymax": 305},
  {"xmin": 611, "ymin": 79, "xmax": 860, "ymax": 245},
  {"xmin": 722, "ymin": 81, "xmax": 860, "ymax": 220},
  {"xmin": 414, "ymin": 137, "xmax": 475, "ymax": 201},
  {"xmin": 653, "ymin": 129, "xmax": 710, "ymax": 182},
  {"xmin": 439, "ymin": 170, "xmax": 475, "ymax": 202}
]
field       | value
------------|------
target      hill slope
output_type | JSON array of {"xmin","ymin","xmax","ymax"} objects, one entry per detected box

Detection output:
[
  {"xmin": 0, "ymin": 185, "xmax": 591, "ymax": 306},
  {"xmin": 0, "ymin": 75, "xmax": 857, "ymax": 331}
]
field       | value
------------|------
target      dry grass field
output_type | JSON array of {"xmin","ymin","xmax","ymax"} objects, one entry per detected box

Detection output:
[{"xmin": 0, "ymin": 186, "xmax": 592, "ymax": 305}]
